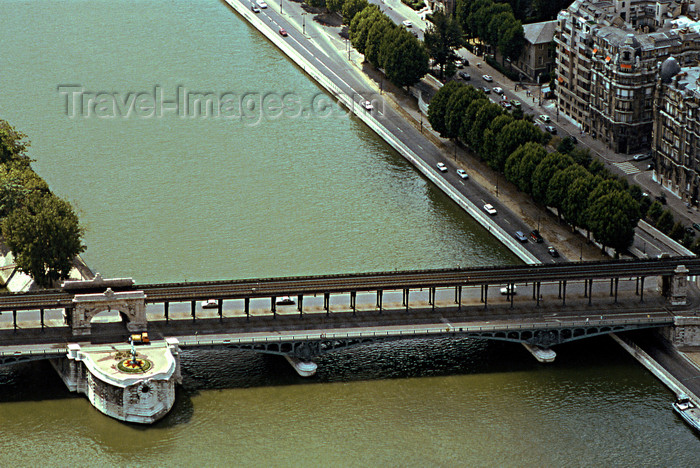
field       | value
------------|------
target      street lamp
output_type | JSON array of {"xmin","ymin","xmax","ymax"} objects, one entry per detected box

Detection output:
[
  {"xmin": 302, "ymin": 12, "xmax": 305, "ymax": 35},
  {"xmin": 280, "ymin": 0, "xmax": 283, "ymax": 13}
]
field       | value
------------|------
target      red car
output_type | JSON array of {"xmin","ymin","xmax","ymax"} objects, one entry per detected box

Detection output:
[{"xmin": 279, "ymin": 28, "xmax": 288, "ymax": 37}]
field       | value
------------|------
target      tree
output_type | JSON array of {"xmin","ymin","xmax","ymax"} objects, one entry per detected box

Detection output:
[
  {"xmin": 482, "ymin": 114, "xmax": 514, "ymax": 168},
  {"xmin": 349, "ymin": 5, "xmax": 381, "ymax": 54},
  {"xmin": 380, "ymin": 28, "xmax": 429, "ymax": 88},
  {"xmin": 498, "ymin": 19, "xmax": 525, "ymax": 62},
  {"xmin": 646, "ymin": 201, "xmax": 664, "ymax": 225},
  {"xmin": 424, "ymin": 11, "xmax": 463, "ymax": 79},
  {"xmin": 342, "ymin": 0, "xmax": 369, "ymax": 24},
  {"xmin": 468, "ymin": 101, "xmax": 503, "ymax": 150},
  {"xmin": 0, "ymin": 164, "xmax": 49, "ymax": 218},
  {"xmin": 0, "ymin": 120, "xmax": 31, "ymax": 166},
  {"xmin": 656, "ymin": 210, "xmax": 674, "ymax": 233},
  {"xmin": 568, "ymin": 147, "xmax": 592, "ymax": 167},
  {"xmin": 2, "ymin": 193, "xmax": 85, "ymax": 288},
  {"xmin": 531, "ymin": 152, "xmax": 574, "ymax": 205},
  {"xmin": 444, "ymin": 86, "xmax": 482, "ymax": 139},
  {"xmin": 326, "ymin": 0, "xmax": 345, "ymax": 13},
  {"xmin": 546, "ymin": 164, "xmax": 588, "ymax": 220},
  {"xmin": 459, "ymin": 97, "xmax": 489, "ymax": 146},
  {"xmin": 562, "ymin": 172, "xmax": 598, "ymax": 230},
  {"xmin": 586, "ymin": 190, "xmax": 640, "ymax": 254},
  {"xmin": 493, "ymin": 120, "xmax": 544, "ymax": 171},
  {"xmin": 670, "ymin": 221, "xmax": 686, "ymax": 241},
  {"xmin": 428, "ymin": 81, "xmax": 463, "ymax": 137},
  {"xmin": 365, "ymin": 17, "xmax": 394, "ymax": 67}
]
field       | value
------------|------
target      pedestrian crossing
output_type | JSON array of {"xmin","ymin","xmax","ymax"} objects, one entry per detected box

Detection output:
[{"xmin": 613, "ymin": 161, "xmax": 640, "ymax": 175}]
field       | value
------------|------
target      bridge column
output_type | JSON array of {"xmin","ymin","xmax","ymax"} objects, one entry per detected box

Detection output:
[
  {"xmin": 324, "ymin": 292, "xmax": 330, "ymax": 315},
  {"xmin": 483, "ymin": 285, "xmax": 488, "ymax": 309},
  {"xmin": 298, "ymin": 295, "xmax": 304, "ymax": 317},
  {"xmin": 562, "ymin": 280, "xmax": 566, "ymax": 306},
  {"xmin": 455, "ymin": 286, "xmax": 461, "ymax": 309},
  {"xmin": 669, "ymin": 265, "xmax": 690, "ymax": 305},
  {"xmin": 245, "ymin": 297, "xmax": 250, "ymax": 321},
  {"xmin": 536, "ymin": 282, "xmax": 541, "ymax": 307},
  {"xmin": 510, "ymin": 283, "xmax": 514, "ymax": 309},
  {"xmin": 430, "ymin": 287, "xmax": 435, "ymax": 311},
  {"xmin": 191, "ymin": 300, "xmax": 196, "ymax": 322},
  {"xmin": 164, "ymin": 301, "xmax": 169, "ymax": 323},
  {"xmin": 532, "ymin": 283, "xmax": 537, "ymax": 300},
  {"xmin": 640, "ymin": 277, "xmax": 645, "ymax": 303},
  {"xmin": 13, "ymin": 309, "xmax": 17, "ymax": 332},
  {"xmin": 584, "ymin": 279, "xmax": 588, "ymax": 298},
  {"xmin": 40, "ymin": 308, "xmax": 45, "ymax": 331},
  {"xmin": 614, "ymin": 278, "xmax": 619, "ymax": 303},
  {"xmin": 588, "ymin": 280, "xmax": 593, "ymax": 305},
  {"xmin": 271, "ymin": 297, "xmax": 277, "ymax": 319},
  {"xmin": 350, "ymin": 291, "xmax": 356, "ymax": 315},
  {"xmin": 217, "ymin": 299, "xmax": 223, "ymax": 322},
  {"xmin": 376, "ymin": 290, "xmax": 383, "ymax": 312}
]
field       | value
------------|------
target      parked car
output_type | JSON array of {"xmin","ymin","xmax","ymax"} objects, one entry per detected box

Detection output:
[
  {"xmin": 493, "ymin": 87, "xmax": 503, "ymax": 94},
  {"xmin": 548, "ymin": 246, "xmax": 559, "ymax": 257},
  {"xmin": 482, "ymin": 74, "xmax": 493, "ymax": 82},
  {"xmin": 482, "ymin": 87, "xmax": 491, "ymax": 94},
  {"xmin": 511, "ymin": 100, "xmax": 521, "ymax": 108},
  {"xmin": 500, "ymin": 284, "xmax": 517, "ymax": 295},
  {"xmin": 633, "ymin": 152, "xmax": 651, "ymax": 161},
  {"xmin": 454, "ymin": 59, "xmax": 463, "ymax": 68},
  {"xmin": 529, "ymin": 230, "xmax": 543, "ymax": 243},
  {"xmin": 484, "ymin": 203, "xmax": 497, "ymax": 215},
  {"xmin": 500, "ymin": 101, "xmax": 512, "ymax": 110},
  {"xmin": 539, "ymin": 114, "xmax": 551, "ymax": 122},
  {"xmin": 436, "ymin": 162, "xmax": 447, "ymax": 172},
  {"xmin": 456, "ymin": 169, "xmax": 469, "ymax": 179},
  {"xmin": 514, "ymin": 231, "xmax": 527, "ymax": 242},
  {"xmin": 458, "ymin": 71, "xmax": 470, "ymax": 80},
  {"xmin": 545, "ymin": 125, "xmax": 557, "ymax": 134}
]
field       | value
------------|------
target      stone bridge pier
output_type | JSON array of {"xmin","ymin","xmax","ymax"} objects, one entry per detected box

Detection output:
[{"xmin": 70, "ymin": 288, "xmax": 147, "ymax": 337}]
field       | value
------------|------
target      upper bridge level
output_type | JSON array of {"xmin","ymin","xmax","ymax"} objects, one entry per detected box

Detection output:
[{"xmin": 0, "ymin": 257, "xmax": 697, "ymax": 365}]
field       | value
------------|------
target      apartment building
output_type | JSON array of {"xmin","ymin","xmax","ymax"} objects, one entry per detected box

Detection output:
[
  {"xmin": 653, "ymin": 59, "xmax": 700, "ymax": 202},
  {"xmin": 554, "ymin": 0, "xmax": 700, "ymax": 154}
]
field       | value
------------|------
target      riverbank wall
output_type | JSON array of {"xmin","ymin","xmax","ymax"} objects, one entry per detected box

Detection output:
[{"xmin": 223, "ymin": 0, "xmax": 538, "ymax": 265}]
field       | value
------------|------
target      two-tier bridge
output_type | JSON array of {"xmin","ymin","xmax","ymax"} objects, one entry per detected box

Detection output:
[{"xmin": 0, "ymin": 256, "xmax": 698, "ymax": 367}]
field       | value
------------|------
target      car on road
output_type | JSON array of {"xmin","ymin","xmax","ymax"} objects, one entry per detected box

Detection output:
[
  {"xmin": 500, "ymin": 101, "xmax": 512, "ymax": 110},
  {"xmin": 276, "ymin": 296, "xmax": 295, "ymax": 305},
  {"xmin": 511, "ymin": 100, "xmax": 521, "ymax": 108},
  {"xmin": 251, "ymin": 3, "xmax": 261, "ymax": 12},
  {"xmin": 202, "ymin": 299, "xmax": 218, "ymax": 309},
  {"xmin": 362, "ymin": 100, "xmax": 373, "ymax": 111},
  {"xmin": 482, "ymin": 87, "xmax": 491, "ymax": 94},
  {"xmin": 500, "ymin": 284, "xmax": 516, "ymax": 295},
  {"xmin": 514, "ymin": 231, "xmax": 527, "ymax": 242},
  {"xmin": 529, "ymin": 230, "xmax": 543, "ymax": 243},
  {"xmin": 633, "ymin": 152, "xmax": 651, "ymax": 161},
  {"xmin": 456, "ymin": 169, "xmax": 468, "ymax": 179},
  {"xmin": 256, "ymin": 0, "xmax": 268, "ymax": 8},
  {"xmin": 539, "ymin": 114, "xmax": 551, "ymax": 122},
  {"xmin": 544, "ymin": 125, "xmax": 557, "ymax": 134},
  {"xmin": 493, "ymin": 87, "xmax": 503, "ymax": 94},
  {"xmin": 483, "ymin": 203, "xmax": 497, "ymax": 215},
  {"xmin": 402, "ymin": 20, "xmax": 413, "ymax": 27},
  {"xmin": 548, "ymin": 246, "xmax": 559, "ymax": 257},
  {"xmin": 482, "ymin": 74, "xmax": 493, "ymax": 82},
  {"xmin": 436, "ymin": 162, "xmax": 448, "ymax": 172},
  {"xmin": 454, "ymin": 59, "xmax": 463, "ymax": 68},
  {"xmin": 458, "ymin": 71, "xmax": 470, "ymax": 80},
  {"xmin": 279, "ymin": 27, "xmax": 288, "ymax": 36}
]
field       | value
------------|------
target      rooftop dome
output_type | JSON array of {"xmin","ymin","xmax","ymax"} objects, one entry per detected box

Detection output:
[{"xmin": 661, "ymin": 56, "xmax": 681, "ymax": 83}]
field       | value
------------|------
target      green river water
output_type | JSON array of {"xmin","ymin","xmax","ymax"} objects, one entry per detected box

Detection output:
[{"xmin": 0, "ymin": 0, "xmax": 698, "ymax": 465}]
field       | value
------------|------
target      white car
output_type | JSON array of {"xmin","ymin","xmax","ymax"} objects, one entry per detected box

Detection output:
[
  {"xmin": 500, "ymin": 285, "xmax": 517, "ymax": 295},
  {"xmin": 362, "ymin": 100, "xmax": 373, "ymax": 111},
  {"xmin": 456, "ymin": 169, "xmax": 468, "ymax": 179},
  {"xmin": 436, "ymin": 162, "xmax": 448, "ymax": 172},
  {"xmin": 482, "ymin": 75, "xmax": 493, "ymax": 82},
  {"xmin": 539, "ymin": 114, "xmax": 551, "ymax": 122},
  {"xmin": 454, "ymin": 59, "xmax": 463, "ymax": 68},
  {"xmin": 493, "ymin": 87, "xmax": 503, "ymax": 94},
  {"xmin": 402, "ymin": 20, "xmax": 412, "ymax": 27},
  {"xmin": 256, "ymin": 0, "xmax": 268, "ymax": 7},
  {"xmin": 202, "ymin": 299, "xmax": 219, "ymax": 309},
  {"xmin": 484, "ymin": 203, "xmax": 497, "ymax": 215},
  {"xmin": 276, "ymin": 296, "xmax": 295, "ymax": 305}
]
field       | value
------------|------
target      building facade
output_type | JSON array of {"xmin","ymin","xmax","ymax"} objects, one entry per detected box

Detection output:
[
  {"xmin": 514, "ymin": 21, "xmax": 558, "ymax": 82},
  {"xmin": 652, "ymin": 60, "xmax": 700, "ymax": 202},
  {"xmin": 554, "ymin": 0, "xmax": 700, "ymax": 154}
]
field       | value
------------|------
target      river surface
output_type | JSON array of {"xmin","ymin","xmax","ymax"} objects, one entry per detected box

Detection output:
[{"xmin": 0, "ymin": 0, "xmax": 699, "ymax": 465}]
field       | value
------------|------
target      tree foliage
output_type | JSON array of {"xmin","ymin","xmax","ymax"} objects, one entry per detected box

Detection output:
[
  {"xmin": 586, "ymin": 190, "xmax": 640, "ymax": 253},
  {"xmin": 424, "ymin": 11, "xmax": 463, "ymax": 79},
  {"xmin": 380, "ymin": 28, "xmax": 429, "ymax": 88},
  {"xmin": 342, "ymin": 0, "xmax": 369, "ymax": 24},
  {"xmin": 2, "ymin": 193, "xmax": 85, "ymax": 288}
]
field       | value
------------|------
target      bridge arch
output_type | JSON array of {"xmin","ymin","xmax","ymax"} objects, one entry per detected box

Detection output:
[{"xmin": 71, "ymin": 288, "xmax": 147, "ymax": 336}]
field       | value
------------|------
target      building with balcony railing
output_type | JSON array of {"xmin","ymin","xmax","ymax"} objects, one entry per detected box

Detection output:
[{"xmin": 555, "ymin": 0, "xmax": 700, "ymax": 154}]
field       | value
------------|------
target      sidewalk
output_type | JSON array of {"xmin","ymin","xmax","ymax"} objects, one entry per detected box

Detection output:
[{"xmin": 454, "ymin": 47, "xmax": 700, "ymax": 229}]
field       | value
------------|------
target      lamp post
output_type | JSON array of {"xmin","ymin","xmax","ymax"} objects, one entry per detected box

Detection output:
[
  {"xmin": 302, "ymin": 12, "xmax": 305, "ymax": 35},
  {"xmin": 280, "ymin": 0, "xmax": 283, "ymax": 14}
]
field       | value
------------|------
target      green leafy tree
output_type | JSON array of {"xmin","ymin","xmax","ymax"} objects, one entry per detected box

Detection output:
[
  {"xmin": 586, "ymin": 190, "xmax": 640, "ymax": 254},
  {"xmin": 546, "ymin": 164, "xmax": 588, "ymax": 221},
  {"xmin": 498, "ymin": 19, "xmax": 525, "ymax": 62},
  {"xmin": 468, "ymin": 101, "xmax": 503, "ymax": 150},
  {"xmin": 0, "ymin": 120, "xmax": 31, "ymax": 166},
  {"xmin": 562, "ymin": 173, "xmax": 599, "ymax": 231},
  {"xmin": 428, "ymin": 81, "xmax": 464, "ymax": 137},
  {"xmin": 327, "ymin": 0, "xmax": 345, "ymax": 13},
  {"xmin": 349, "ymin": 5, "xmax": 381, "ymax": 54},
  {"xmin": 531, "ymin": 152, "xmax": 574, "ymax": 205},
  {"xmin": 493, "ymin": 120, "xmax": 544, "ymax": 171},
  {"xmin": 669, "ymin": 221, "xmax": 686, "ymax": 241},
  {"xmin": 482, "ymin": 114, "xmax": 514, "ymax": 168},
  {"xmin": 380, "ymin": 28, "xmax": 429, "ymax": 88},
  {"xmin": 308, "ymin": 0, "xmax": 326, "ymax": 9},
  {"xmin": 656, "ymin": 210, "xmax": 674, "ymax": 233},
  {"xmin": 444, "ymin": 85, "xmax": 482, "ymax": 139},
  {"xmin": 341, "ymin": 0, "xmax": 368, "ymax": 24},
  {"xmin": 459, "ymin": 97, "xmax": 489, "ymax": 146},
  {"xmin": 424, "ymin": 11, "xmax": 463, "ymax": 79},
  {"xmin": 646, "ymin": 200, "xmax": 663, "ymax": 224},
  {"xmin": 365, "ymin": 17, "xmax": 394, "ymax": 67},
  {"xmin": 2, "ymin": 193, "xmax": 85, "ymax": 288},
  {"xmin": 568, "ymin": 147, "xmax": 591, "ymax": 167}
]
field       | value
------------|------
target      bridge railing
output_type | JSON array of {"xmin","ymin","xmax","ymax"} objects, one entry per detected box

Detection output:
[{"xmin": 175, "ymin": 315, "xmax": 673, "ymax": 347}]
